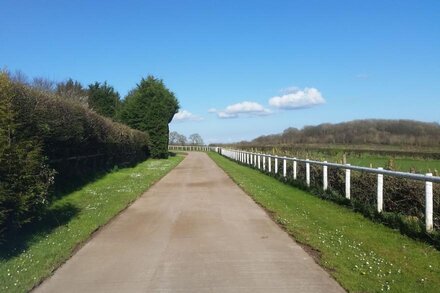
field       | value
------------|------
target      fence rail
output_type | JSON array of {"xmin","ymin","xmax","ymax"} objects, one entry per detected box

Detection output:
[
  {"xmin": 219, "ymin": 148, "xmax": 439, "ymax": 232},
  {"xmin": 169, "ymin": 145, "xmax": 218, "ymax": 152}
]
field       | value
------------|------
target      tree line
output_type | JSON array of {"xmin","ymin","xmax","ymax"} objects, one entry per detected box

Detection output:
[
  {"xmin": 241, "ymin": 119, "xmax": 440, "ymax": 147},
  {"xmin": 6, "ymin": 69, "xmax": 179, "ymax": 158},
  {"xmin": 169, "ymin": 131, "xmax": 204, "ymax": 146}
]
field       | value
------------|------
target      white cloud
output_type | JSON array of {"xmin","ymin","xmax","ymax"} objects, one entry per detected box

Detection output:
[
  {"xmin": 268, "ymin": 87, "xmax": 325, "ymax": 109},
  {"xmin": 225, "ymin": 101, "xmax": 265, "ymax": 113},
  {"xmin": 212, "ymin": 101, "xmax": 272, "ymax": 119},
  {"xmin": 207, "ymin": 108, "xmax": 217, "ymax": 113},
  {"xmin": 172, "ymin": 110, "xmax": 203, "ymax": 122},
  {"xmin": 217, "ymin": 111, "xmax": 238, "ymax": 119}
]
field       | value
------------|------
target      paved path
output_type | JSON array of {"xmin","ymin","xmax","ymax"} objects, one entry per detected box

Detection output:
[{"xmin": 35, "ymin": 152, "xmax": 344, "ymax": 293}]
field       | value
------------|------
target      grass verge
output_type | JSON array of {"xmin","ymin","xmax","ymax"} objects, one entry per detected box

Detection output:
[
  {"xmin": 209, "ymin": 152, "xmax": 440, "ymax": 292},
  {"xmin": 0, "ymin": 155, "xmax": 183, "ymax": 293}
]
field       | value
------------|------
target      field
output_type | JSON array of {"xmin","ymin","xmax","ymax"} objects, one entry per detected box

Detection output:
[
  {"xmin": 346, "ymin": 155, "xmax": 440, "ymax": 173},
  {"xmin": 0, "ymin": 155, "xmax": 183, "ymax": 293},
  {"xmin": 209, "ymin": 152, "xmax": 440, "ymax": 292},
  {"xmin": 239, "ymin": 145, "xmax": 440, "ymax": 174}
]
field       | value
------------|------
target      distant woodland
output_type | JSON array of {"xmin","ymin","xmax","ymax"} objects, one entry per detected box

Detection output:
[{"xmin": 241, "ymin": 120, "xmax": 440, "ymax": 147}]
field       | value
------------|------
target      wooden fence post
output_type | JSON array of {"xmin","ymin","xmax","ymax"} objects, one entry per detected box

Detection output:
[{"xmin": 323, "ymin": 161, "xmax": 328, "ymax": 191}]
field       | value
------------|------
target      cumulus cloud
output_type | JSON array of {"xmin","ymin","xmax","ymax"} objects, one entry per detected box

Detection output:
[
  {"xmin": 225, "ymin": 101, "xmax": 265, "ymax": 113},
  {"xmin": 212, "ymin": 101, "xmax": 272, "ymax": 119},
  {"xmin": 172, "ymin": 110, "xmax": 203, "ymax": 122},
  {"xmin": 268, "ymin": 87, "xmax": 325, "ymax": 109},
  {"xmin": 217, "ymin": 111, "xmax": 238, "ymax": 119}
]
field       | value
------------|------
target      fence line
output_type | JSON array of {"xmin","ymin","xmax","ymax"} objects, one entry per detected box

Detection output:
[
  {"xmin": 168, "ymin": 145, "xmax": 218, "ymax": 152},
  {"xmin": 219, "ymin": 148, "xmax": 439, "ymax": 232}
]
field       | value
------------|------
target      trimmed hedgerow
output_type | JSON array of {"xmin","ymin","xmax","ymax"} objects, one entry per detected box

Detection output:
[
  {"xmin": 0, "ymin": 74, "xmax": 55, "ymax": 239},
  {"xmin": 0, "ymin": 73, "xmax": 150, "ymax": 240}
]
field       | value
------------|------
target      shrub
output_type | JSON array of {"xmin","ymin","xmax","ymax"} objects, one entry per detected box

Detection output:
[{"xmin": 119, "ymin": 76, "xmax": 179, "ymax": 158}]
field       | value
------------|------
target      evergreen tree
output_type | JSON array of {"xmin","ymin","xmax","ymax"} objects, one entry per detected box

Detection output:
[
  {"xmin": 88, "ymin": 82, "xmax": 121, "ymax": 118},
  {"xmin": 119, "ymin": 76, "xmax": 179, "ymax": 158}
]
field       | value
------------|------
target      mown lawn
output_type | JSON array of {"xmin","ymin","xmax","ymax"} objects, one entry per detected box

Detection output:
[
  {"xmin": 209, "ymin": 152, "xmax": 440, "ymax": 292},
  {"xmin": 0, "ymin": 155, "xmax": 183, "ymax": 293}
]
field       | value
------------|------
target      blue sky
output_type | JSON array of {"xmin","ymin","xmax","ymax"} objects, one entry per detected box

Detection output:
[{"xmin": 1, "ymin": 0, "xmax": 439, "ymax": 143}]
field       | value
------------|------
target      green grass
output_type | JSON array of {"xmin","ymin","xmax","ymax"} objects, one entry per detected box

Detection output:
[
  {"xmin": 0, "ymin": 155, "xmax": 183, "ymax": 293},
  {"xmin": 260, "ymin": 148, "xmax": 440, "ymax": 173},
  {"xmin": 209, "ymin": 152, "xmax": 440, "ymax": 292},
  {"xmin": 346, "ymin": 155, "xmax": 440, "ymax": 173}
]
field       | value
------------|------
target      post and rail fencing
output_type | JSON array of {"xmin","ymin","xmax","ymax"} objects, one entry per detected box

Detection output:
[
  {"xmin": 169, "ymin": 145, "xmax": 218, "ymax": 152},
  {"xmin": 219, "ymin": 148, "xmax": 440, "ymax": 232}
]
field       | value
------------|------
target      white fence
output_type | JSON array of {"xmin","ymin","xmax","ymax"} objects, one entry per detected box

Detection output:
[
  {"xmin": 169, "ymin": 145, "xmax": 218, "ymax": 152},
  {"xmin": 219, "ymin": 148, "xmax": 440, "ymax": 232}
]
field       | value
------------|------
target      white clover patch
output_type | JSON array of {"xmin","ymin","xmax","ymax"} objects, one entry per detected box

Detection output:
[{"xmin": 130, "ymin": 173, "xmax": 142, "ymax": 178}]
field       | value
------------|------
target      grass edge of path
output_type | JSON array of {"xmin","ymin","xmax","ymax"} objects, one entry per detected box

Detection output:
[
  {"xmin": 208, "ymin": 152, "xmax": 440, "ymax": 293},
  {"xmin": 0, "ymin": 154, "xmax": 184, "ymax": 293}
]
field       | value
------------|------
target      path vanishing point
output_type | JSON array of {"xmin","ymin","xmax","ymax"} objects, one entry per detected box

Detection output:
[{"xmin": 34, "ymin": 152, "xmax": 344, "ymax": 293}]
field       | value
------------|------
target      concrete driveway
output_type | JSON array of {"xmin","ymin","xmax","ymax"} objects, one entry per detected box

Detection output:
[{"xmin": 34, "ymin": 152, "xmax": 344, "ymax": 293}]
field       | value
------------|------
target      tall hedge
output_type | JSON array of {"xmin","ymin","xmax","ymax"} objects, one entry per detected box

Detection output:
[
  {"xmin": 33, "ymin": 91, "xmax": 150, "ymax": 184},
  {"xmin": 119, "ymin": 76, "xmax": 179, "ymax": 158},
  {"xmin": 0, "ymin": 74, "xmax": 150, "ymax": 239},
  {"xmin": 0, "ymin": 74, "xmax": 55, "ymax": 238}
]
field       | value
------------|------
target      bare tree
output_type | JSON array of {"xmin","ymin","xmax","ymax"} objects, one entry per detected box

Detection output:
[
  {"xmin": 32, "ymin": 77, "xmax": 55, "ymax": 93},
  {"xmin": 56, "ymin": 78, "xmax": 88, "ymax": 106},
  {"xmin": 8, "ymin": 69, "xmax": 29, "ymax": 84},
  {"xmin": 169, "ymin": 131, "xmax": 189, "ymax": 145},
  {"xmin": 169, "ymin": 131, "xmax": 180, "ymax": 145},
  {"xmin": 189, "ymin": 133, "xmax": 204, "ymax": 145},
  {"xmin": 177, "ymin": 133, "xmax": 187, "ymax": 145}
]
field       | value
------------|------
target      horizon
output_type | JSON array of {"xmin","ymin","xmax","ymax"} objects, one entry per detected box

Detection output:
[
  {"xmin": 1, "ymin": 0, "xmax": 439, "ymax": 143},
  {"xmin": 216, "ymin": 118, "xmax": 440, "ymax": 145}
]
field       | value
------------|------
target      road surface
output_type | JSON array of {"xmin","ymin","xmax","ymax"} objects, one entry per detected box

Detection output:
[{"xmin": 34, "ymin": 152, "xmax": 344, "ymax": 293}]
